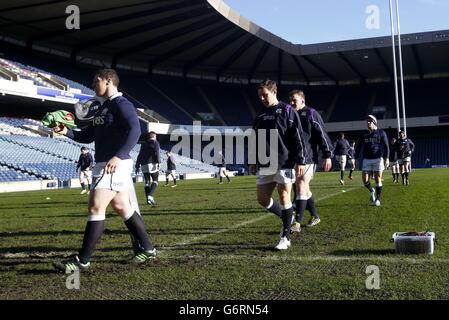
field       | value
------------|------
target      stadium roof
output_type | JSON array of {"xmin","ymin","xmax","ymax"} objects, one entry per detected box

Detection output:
[{"xmin": 1, "ymin": 0, "xmax": 449, "ymax": 85}]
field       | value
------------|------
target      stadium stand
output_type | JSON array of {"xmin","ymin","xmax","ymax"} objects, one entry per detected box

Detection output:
[
  {"xmin": 0, "ymin": 126, "xmax": 218, "ymax": 183},
  {"xmin": 0, "ymin": 117, "xmax": 42, "ymax": 136}
]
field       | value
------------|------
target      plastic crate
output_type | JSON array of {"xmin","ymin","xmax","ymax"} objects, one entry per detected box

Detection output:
[{"xmin": 391, "ymin": 232, "xmax": 436, "ymax": 254}]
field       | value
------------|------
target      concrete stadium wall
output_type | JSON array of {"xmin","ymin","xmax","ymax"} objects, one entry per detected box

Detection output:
[
  {"xmin": 0, "ymin": 180, "xmax": 58, "ymax": 193},
  {"xmin": 0, "ymin": 173, "xmax": 222, "ymax": 193}
]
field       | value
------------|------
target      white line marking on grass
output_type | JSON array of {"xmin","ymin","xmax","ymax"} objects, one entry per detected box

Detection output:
[
  {"xmin": 158, "ymin": 253, "xmax": 449, "ymax": 264},
  {"xmin": 165, "ymin": 187, "xmax": 361, "ymax": 250}
]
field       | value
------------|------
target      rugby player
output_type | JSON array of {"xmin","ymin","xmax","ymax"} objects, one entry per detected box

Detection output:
[
  {"xmin": 136, "ymin": 131, "xmax": 161, "ymax": 205},
  {"xmin": 355, "ymin": 115, "xmax": 389, "ymax": 207},
  {"xmin": 394, "ymin": 130, "xmax": 415, "ymax": 185},
  {"xmin": 334, "ymin": 133, "xmax": 351, "ymax": 185},
  {"xmin": 249, "ymin": 80, "xmax": 306, "ymax": 250},
  {"xmin": 216, "ymin": 151, "xmax": 231, "ymax": 184},
  {"xmin": 52, "ymin": 69, "xmax": 156, "ymax": 272},
  {"xmin": 389, "ymin": 136, "xmax": 400, "ymax": 183},
  {"xmin": 164, "ymin": 151, "xmax": 177, "ymax": 187},
  {"xmin": 288, "ymin": 90, "xmax": 333, "ymax": 232},
  {"xmin": 76, "ymin": 146, "xmax": 94, "ymax": 194},
  {"xmin": 348, "ymin": 141, "xmax": 356, "ymax": 180}
]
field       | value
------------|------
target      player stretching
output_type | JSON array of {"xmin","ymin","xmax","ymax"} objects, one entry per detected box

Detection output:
[
  {"xmin": 348, "ymin": 141, "xmax": 356, "ymax": 180},
  {"xmin": 216, "ymin": 151, "xmax": 231, "ymax": 184},
  {"xmin": 394, "ymin": 130, "xmax": 415, "ymax": 185},
  {"xmin": 334, "ymin": 133, "xmax": 351, "ymax": 185},
  {"xmin": 136, "ymin": 131, "xmax": 161, "ymax": 205},
  {"xmin": 76, "ymin": 146, "xmax": 94, "ymax": 194},
  {"xmin": 164, "ymin": 151, "xmax": 177, "ymax": 187},
  {"xmin": 389, "ymin": 137, "xmax": 400, "ymax": 183},
  {"xmin": 288, "ymin": 90, "xmax": 333, "ymax": 232},
  {"xmin": 355, "ymin": 115, "xmax": 389, "ymax": 207},
  {"xmin": 249, "ymin": 80, "xmax": 306, "ymax": 250},
  {"xmin": 53, "ymin": 69, "xmax": 156, "ymax": 272}
]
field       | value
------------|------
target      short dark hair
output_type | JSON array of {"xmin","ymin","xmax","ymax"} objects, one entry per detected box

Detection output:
[
  {"xmin": 339, "ymin": 132, "xmax": 345, "ymax": 139},
  {"xmin": 149, "ymin": 131, "xmax": 156, "ymax": 138},
  {"xmin": 81, "ymin": 147, "xmax": 87, "ymax": 151},
  {"xmin": 288, "ymin": 89, "xmax": 305, "ymax": 100},
  {"xmin": 257, "ymin": 79, "xmax": 277, "ymax": 93},
  {"xmin": 95, "ymin": 69, "xmax": 119, "ymax": 87}
]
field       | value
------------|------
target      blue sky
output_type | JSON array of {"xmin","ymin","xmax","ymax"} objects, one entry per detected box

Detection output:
[{"xmin": 223, "ymin": 0, "xmax": 449, "ymax": 44}]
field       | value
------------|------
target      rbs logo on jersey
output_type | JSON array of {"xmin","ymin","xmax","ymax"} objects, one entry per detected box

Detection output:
[{"xmin": 93, "ymin": 116, "xmax": 105, "ymax": 126}]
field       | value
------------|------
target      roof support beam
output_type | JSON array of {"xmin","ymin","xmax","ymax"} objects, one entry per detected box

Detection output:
[
  {"xmin": 277, "ymin": 49, "xmax": 283, "ymax": 84},
  {"xmin": 183, "ymin": 29, "xmax": 246, "ymax": 77},
  {"xmin": 27, "ymin": 0, "xmax": 201, "ymax": 48},
  {"xmin": 0, "ymin": 0, "xmax": 67, "ymax": 13},
  {"xmin": 247, "ymin": 42, "xmax": 270, "ymax": 83},
  {"xmin": 0, "ymin": 0, "xmax": 167, "ymax": 28},
  {"xmin": 411, "ymin": 44, "xmax": 424, "ymax": 80},
  {"xmin": 148, "ymin": 22, "xmax": 230, "ymax": 72},
  {"xmin": 301, "ymin": 55, "xmax": 337, "ymax": 83},
  {"xmin": 216, "ymin": 36, "xmax": 258, "ymax": 81},
  {"xmin": 374, "ymin": 48, "xmax": 393, "ymax": 80},
  {"xmin": 74, "ymin": 7, "xmax": 212, "ymax": 62},
  {"xmin": 111, "ymin": 14, "xmax": 218, "ymax": 68},
  {"xmin": 291, "ymin": 55, "xmax": 310, "ymax": 85},
  {"xmin": 338, "ymin": 52, "xmax": 366, "ymax": 84}
]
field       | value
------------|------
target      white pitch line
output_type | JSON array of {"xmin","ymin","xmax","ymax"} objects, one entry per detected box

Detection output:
[
  {"xmin": 155, "ymin": 253, "xmax": 449, "ymax": 264},
  {"xmin": 165, "ymin": 187, "xmax": 360, "ymax": 250}
]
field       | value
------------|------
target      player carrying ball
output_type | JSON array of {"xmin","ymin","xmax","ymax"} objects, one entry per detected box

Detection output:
[{"xmin": 52, "ymin": 69, "xmax": 156, "ymax": 272}]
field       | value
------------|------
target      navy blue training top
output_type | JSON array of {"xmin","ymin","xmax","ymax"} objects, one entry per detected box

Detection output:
[
  {"xmin": 252, "ymin": 101, "xmax": 306, "ymax": 170},
  {"xmin": 356, "ymin": 129, "xmax": 390, "ymax": 160},
  {"xmin": 67, "ymin": 94, "xmax": 141, "ymax": 163},
  {"xmin": 296, "ymin": 106, "xmax": 333, "ymax": 164},
  {"xmin": 136, "ymin": 139, "xmax": 161, "ymax": 168},
  {"xmin": 76, "ymin": 152, "xmax": 94, "ymax": 171},
  {"xmin": 334, "ymin": 138, "xmax": 351, "ymax": 156}
]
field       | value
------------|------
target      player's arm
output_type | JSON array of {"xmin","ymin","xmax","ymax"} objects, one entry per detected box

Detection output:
[
  {"xmin": 76, "ymin": 155, "xmax": 82, "ymax": 170},
  {"xmin": 409, "ymin": 139, "xmax": 415, "ymax": 153},
  {"xmin": 381, "ymin": 131, "xmax": 390, "ymax": 166},
  {"xmin": 310, "ymin": 111, "xmax": 333, "ymax": 171},
  {"xmin": 135, "ymin": 146, "xmax": 143, "ymax": 173},
  {"xmin": 248, "ymin": 118, "xmax": 259, "ymax": 175},
  {"xmin": 288, "ymin": 109, "xmax": 306, "ymax": 177},
  {"xmin": 86, "ymin": 153, "xmax": 93, "ymax": 170},
  {"xmin": 155, "ymin": 141, "xmax": 161, "ymax": 167},
  {"xmin": 64, "ymin": 125, "xmax": 95, "ymax": 144}
]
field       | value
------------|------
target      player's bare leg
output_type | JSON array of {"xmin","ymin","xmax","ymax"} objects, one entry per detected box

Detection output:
[{"xmin": 362, "ymin": 171, "xmax": 376, "ymax": 206}]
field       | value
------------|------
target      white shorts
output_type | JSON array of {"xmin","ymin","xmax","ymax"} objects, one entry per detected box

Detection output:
[
  {"xmin": 398, "ymin": 157, "xmax": 411, "ymax": 165},
  {"xmin": 166, "ymin": 170, "xmax": 176, "ymax": 175},
  {"xmin": 256, "ymin": 168, "xmax": 295, "ymax": 185},
  {"xmin": 362, "ymin": 158, "xmax": 384, "ymax": 172},
  {"xmin": 92, "ymin": 159, "xmax": 134, "ymax": 192},
  {"xmin": 141, "ymin": 163, "xmax": 159, "ymax": 173},
  {"xmin": 336, "ymin": 155, "xmax": 347, "ymax": 169},
  {"xmin": 79, "ymin": 169, "xmax": 92, "ymax": 183},
  {"xmin": 296, "ymin": 164, "xmax": 316, "ymax": 182},
  {"xmin": 218, "ymin": 167, "xmax": 227, "ymax": 177}
]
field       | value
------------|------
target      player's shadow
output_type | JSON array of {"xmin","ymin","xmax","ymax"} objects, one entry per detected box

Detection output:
[{"xmin": 330, "ymin": 249, "xmax": 395, "ymax": 256}]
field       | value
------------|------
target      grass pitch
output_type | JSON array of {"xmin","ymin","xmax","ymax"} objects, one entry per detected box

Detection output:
[{"xmin": 1, "ymin": 169, "xmax": 449, "ymax": 300}]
